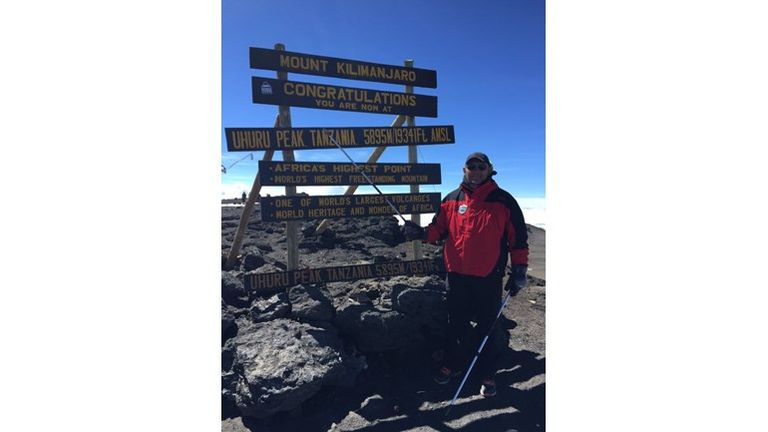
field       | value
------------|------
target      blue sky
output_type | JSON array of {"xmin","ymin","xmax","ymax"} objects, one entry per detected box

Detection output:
[{"xmin": 222, "ymin": 0, "xmax": 544, "ymax": 204}]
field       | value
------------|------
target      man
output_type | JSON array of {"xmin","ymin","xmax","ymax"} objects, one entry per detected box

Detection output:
[{"xmin": 401, "ymin": 152, "xmax": 528, "ymax": 397}]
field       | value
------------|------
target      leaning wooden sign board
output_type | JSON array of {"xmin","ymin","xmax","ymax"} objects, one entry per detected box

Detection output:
[{"xmin": 245, "ymin": 258, "xmax": 445, "ymax": 293}]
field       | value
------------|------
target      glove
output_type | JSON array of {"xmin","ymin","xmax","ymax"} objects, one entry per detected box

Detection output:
[
  {"xmin": 401, "ymin": 221, "xmax": 425, "ymax": 241},
  {"xmin": 504, "ymin": 265, "xmax": 528, "ymax": 296}
]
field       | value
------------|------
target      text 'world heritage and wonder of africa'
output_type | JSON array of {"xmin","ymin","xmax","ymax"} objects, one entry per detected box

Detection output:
[{"xmin": 259, "ymin": 193, "xmax": 441, "ymax": 222}]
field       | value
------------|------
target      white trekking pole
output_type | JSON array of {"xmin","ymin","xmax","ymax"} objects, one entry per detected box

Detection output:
[{"xmin": 444, "ymin": 288, "xmax": 514, "ymax": 417}]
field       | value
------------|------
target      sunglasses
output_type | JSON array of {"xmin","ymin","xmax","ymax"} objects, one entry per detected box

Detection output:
[{"xmin": 466, "ymin": 163, "xmax": 488, "ymax": 171}]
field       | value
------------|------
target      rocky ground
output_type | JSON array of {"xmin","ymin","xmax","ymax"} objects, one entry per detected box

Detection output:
[{"xmin": 221, "ymin": 205, "xmax": 545, "ymax": 431}]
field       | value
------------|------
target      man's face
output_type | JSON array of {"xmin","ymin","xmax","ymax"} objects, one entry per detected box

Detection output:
[{"xmin": 463, "ymin": 158, "xmax": 491, "ymax": 186}]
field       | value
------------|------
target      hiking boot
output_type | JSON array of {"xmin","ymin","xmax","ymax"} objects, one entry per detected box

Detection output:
[
  {"xmin": 480, "ymin": 378, "xmax": 497, "ymax": 397},
  {"xmin": 433, "ymin": 366, "xmax": 462, "ymax": 385}
]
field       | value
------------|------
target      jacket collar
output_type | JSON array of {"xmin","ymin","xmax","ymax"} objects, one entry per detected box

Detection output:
[{"xmin": 460, "ymin": 179, "xmax": 498, "ymax": 201}]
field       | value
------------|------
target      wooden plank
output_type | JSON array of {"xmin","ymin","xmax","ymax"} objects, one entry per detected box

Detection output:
[
  {"xmin": 252, "ymin": 76, "xmax": 438, "ymax": 117},
  {"xmin": 225, "ymin": 125, "xmax": 455, "ymax": 151},
  {"xmin": 250, "ymin": 47, "xmax": 437, "ymax": 88},
  {"xmin": 245, "ymin": 258, "xmax": 445, "ymax": 294},
  {"xmin": 258, "ymin": 161, "xmax": 442, "ymax": 186},
  {"xmin": 260, "ymin": 193, "xmax": 441, "ymax": 222},
  {"xmin": 405, "ymin": 59, "xmax": 423, "ymax": 260},
  {"xmin": 275, "ymin": 43, "xmax": 299, "ymax": 271},
  {"xmin": 224, "ymin": 116, "xmax": 278, "ymax": 269}
]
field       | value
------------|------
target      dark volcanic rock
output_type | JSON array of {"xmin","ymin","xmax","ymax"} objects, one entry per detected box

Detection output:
[
  {"xmin": 223, "ymin": 318, "xmax": 364, "ymax": 419},
  {"xmin": 328, "ymin": 275, "xmax": 449, "ymax": 352},
  {"xmin": 241, "ymin": 248, "xmax": 266, "ymax": 272},
  {"xmin": 222, "ymin": 271, "xmax": 248, "ymax": 308},
  {"xmin": 222, "ymin": 220, "xmax": 239, "ymax": 229},
  {"xmin": 288, "ymin": 284, "xmax": 334, "ymax": 323},
  {"xmin": 386, "ymin": 274, "xmax": 445, "ymax": 293},
  {"xmin": 339, "ymin": 240, "xmax": 373, "ymax": 255},
  {"xmin": 330, "ymin": 279, "xmax": 382, "ymax": 308},
  {"xmin": 334, "ymin": 300, "xmax": 420, "ymax": 352},
  {"xmin": 221, "ymin": 206, "xmax": 546, "ymax": 428},
  {"xmin": 363, "ymin": 217, "xmax": 403, "ymax": 246},
  {"xmin": 222, "ymin": 301, "xmax": 238, "ymax": 344},
  {"xmin": 387, "ymin": 275, "xmax": 448, "ymax": 336},
  {"xmin": 241, "ymin": 237, "xmax": 274, "ymax": 252},
  {"xmin": 245, "ymin": 264, "xmax": 287, "ymax": 298},
  {"xmin": 251, "ymin": 263, "xmax": 283, "ymax": 274},
  {"xmin": 299, "ymin": 228, "xmax": 337, "ymax": 252},
  {"xmin": 356, "ymin": 394, "xmax": 391, "ymax": 420},
  {"xmin": 301, "ymin": 221, "xmax": 317, "ymax": 236},
  {"xmin": 249, "ymin": 292, "xmax": 290, "ymax": 322},
  {"xmin": 369, "ymin": 249, "xmax": 402, "ymax": 262},
  {"xmin": 223, "ymin": 301, "xmax": 249, "ymax": 345},
  {"xmin": 329, "ymin": 411, "xmax": 368, "ymax": 432},
  {"xmin": 333, "ymin": 301, "xmax": 371, "ymax": 330},
  {"xmin": 331, "ymin": 216, "xmax": 403, "ymax": 246},
  {"xmin": 221, "ymin": 207, "xmax": 241, "ymax": 221}
]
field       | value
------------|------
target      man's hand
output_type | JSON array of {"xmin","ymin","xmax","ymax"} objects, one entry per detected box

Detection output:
[
  {"xmin": 401, "ymin": 221, "xmax": 425, "ymax": 241},
  {"xmin": 504, "ymin": 265, "xmax": 528, "ymax": 296}
]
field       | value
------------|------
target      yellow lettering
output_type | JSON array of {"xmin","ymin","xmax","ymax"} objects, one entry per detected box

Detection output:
[
  {"xmin": 279, "ymin": 55, "xmax": 327, "ymax": 73},
  {"xmin": 276, "ymin": 130, "xmax": 290, "ymax": 147},
  {"xmin": 233, "ymin": 130, "xmax": 271, "ymax": 150},
  {"xmin": 290, "ymin": 130, "xmax": 305, "ymax": 147},
  {"xmin": 250, "ymin": 272, "xmax": 290, "ymax": 291}
]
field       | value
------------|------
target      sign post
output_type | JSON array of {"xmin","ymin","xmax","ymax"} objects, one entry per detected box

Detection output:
[
  {"xmin": 224, "ymin": 115, "xmax": 278, "ymax": 269},
  {"xmin": 405, "ymin": 59, "xmax": 423, "ymax": 260},
  {"xmin": 275, "ymin": 43, "xmax": 299, "ymax": 271}
]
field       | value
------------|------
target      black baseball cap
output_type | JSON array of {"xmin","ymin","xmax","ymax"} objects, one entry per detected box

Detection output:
[{"xmin": 465, "ymin": 152, "xmax": 491, "ymax": 165}]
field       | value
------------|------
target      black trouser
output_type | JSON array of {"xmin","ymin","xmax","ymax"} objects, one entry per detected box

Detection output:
[{"xmin": 444, "ymin": 271, "xmax": 503, "ymax": 380}]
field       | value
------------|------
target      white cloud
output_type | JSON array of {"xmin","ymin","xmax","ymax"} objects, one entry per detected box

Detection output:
[
  {"xmin": 220, "ymin": 181, "xmax": 252, "ymax": 198},
  {"xmin": 517, "ymin": 197, "xmax": 546, "ymax": 228},
  {"xmin": 221, "ymin": 182, "xmax": 345, "ymax": 199}
]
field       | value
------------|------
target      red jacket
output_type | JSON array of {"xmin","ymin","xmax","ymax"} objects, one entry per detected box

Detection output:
[{"xmin": 425, "ymin": 179, "xmax": 529, "ymax": 277}]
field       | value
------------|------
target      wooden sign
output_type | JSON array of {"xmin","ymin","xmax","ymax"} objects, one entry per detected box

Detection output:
[
  {"xmin": 245, "ymin": 258, "xmax": 444, "ymax": 293},
  {"xmin": 250, "ymin": 47, "xmax": 437, "ymax": 88},
  {"xmin": 225, "ymin": 125, "xmax": 455, "ymax": 152},
  {"xmin": 252, "ymin": 77, "xmax": 438, "ymax": 117},
  {"xmin": 260, "ymin": 193, "xmax": 441, "ymax": 222},
  {"xmin": 258, "ymin": 161, "xmax": 442, "ymax": 186}
]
